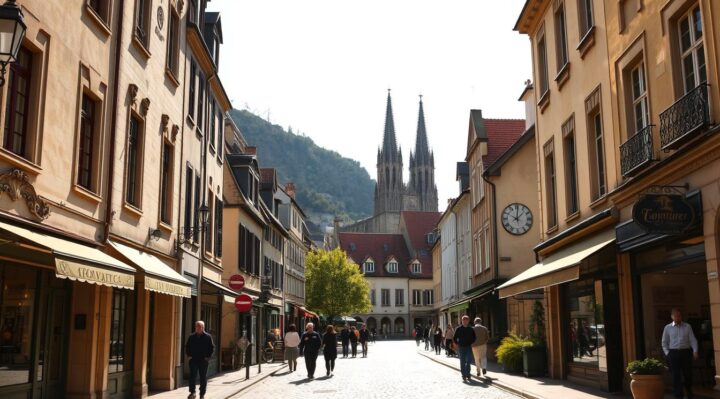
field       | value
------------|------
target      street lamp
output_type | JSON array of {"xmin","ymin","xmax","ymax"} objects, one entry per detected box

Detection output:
[
  {"xmin": 0, "ymin": 0, "xmax": 26, "ymax": 87},
  {"xmin": 198, "ymin": 203, "xmax": 210, "ymax": 228}
]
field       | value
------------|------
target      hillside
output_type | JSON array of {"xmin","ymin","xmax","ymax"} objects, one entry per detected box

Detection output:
[{"xmin": 229, "ymin": 109, "xmax": 374, "ymax": 231}]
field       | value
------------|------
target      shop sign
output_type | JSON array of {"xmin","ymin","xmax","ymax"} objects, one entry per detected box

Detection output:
[
  {"xmin": 632, "ymin": 193, "xmax": 696, "ymax": 235},
  {"xmin": 235, "ymin": 294, "xmax": 253, "ymax": 312},
  {"xmin": 229, "ymin": 274, "xmax": 245, "ymax": 290},
  {"xmin": 55, "ymin": 258, "xmax": 134, "ymax": 289},
  {"xmin": 146, "ymin": 275, "xmax": 191, "ymax": 298}
]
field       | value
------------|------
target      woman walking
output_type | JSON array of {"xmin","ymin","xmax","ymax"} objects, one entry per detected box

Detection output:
[
  {"xmin": 349, "ymin": 326, "xmax": 359, "ymax": 358},
  {"xmin": 433, "ymin": 326, "xmax": 443, "ymax": 355},
  {"xmin": 284, "ymin": 324, "xmax": 301, "ymax": 372},
  {"xmin": 322, "ymin": 325, "xmax": 338, "ymax": 376},
  {"xmin": 445, "ymin": 324, "xmax": 456, "ymax": 357}
]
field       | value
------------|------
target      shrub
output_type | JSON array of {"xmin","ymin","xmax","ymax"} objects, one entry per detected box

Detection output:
[
  {"xmin": 626, "ymin": 358, "xmax": 667, "ymax": 375},
  {"xmin": 496, "ymin": 333, "xmax": 534, "ymax": 373}
]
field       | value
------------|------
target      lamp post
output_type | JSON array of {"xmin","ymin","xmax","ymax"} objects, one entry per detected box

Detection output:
[
  {"xmin": 195, "ymin": 202, "xmax": 210, "ymax": 321},
  {"xmin": 0, "ymin": 0, "xmax": 26, "ymax": 87}
]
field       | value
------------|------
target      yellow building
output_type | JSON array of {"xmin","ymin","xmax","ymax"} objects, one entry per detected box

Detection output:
[{"xmin": 501, "ymin": 0, "xmax": 720, "ymax": 393}]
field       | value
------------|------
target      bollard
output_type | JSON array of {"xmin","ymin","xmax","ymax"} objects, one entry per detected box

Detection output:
[{"xmin": 245, "ymin": 344, "xmax": 253, "ymax": 380}]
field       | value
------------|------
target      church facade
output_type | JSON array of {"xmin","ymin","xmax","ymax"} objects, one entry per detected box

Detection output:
[{"xmin": 343, "ymin": 92, "xmax": 438, "ymax": 234}]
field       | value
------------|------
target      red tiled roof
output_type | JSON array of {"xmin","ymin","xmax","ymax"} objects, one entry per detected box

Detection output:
[
  {"xmin": 482, "ymin": 119, "xmax": 526, "ymax": 168},
  {"xmin": 338, "ymin": 232, "xmax": 414, "ymax": 278},
  {"xmin": 400, "ymin": 211, "xmax": 440, "ymax": 277}
]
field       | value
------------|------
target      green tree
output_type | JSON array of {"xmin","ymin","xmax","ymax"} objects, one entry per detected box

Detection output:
[{"xmin": 305, "ymin": 248, "xmax": 371, "ymax": 321}]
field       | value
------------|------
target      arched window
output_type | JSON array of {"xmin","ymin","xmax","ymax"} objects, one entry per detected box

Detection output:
[{"xmin": 394, "ymin": 317, "xmax": 405, "ymax": 334}]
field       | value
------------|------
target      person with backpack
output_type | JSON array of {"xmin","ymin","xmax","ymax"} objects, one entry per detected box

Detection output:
[{"xmin": 349, "ymin": 326, "xmax": 359, "ymax": 358}]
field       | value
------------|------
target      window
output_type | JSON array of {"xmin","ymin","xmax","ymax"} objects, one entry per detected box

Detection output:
[
  {"xmin": 159, "ymin": 142, "xmax": 173, "ymax": 223},
  {"xmin": 586, "ymin": 88, "xmax": 606, "ymax": 200},
  {"xmin": 678, "ymin": 6, "xmax": 706, "ymax": 93},
  {"xmin": 544, "ymin": 139, "xmax": 557, "ymax": 229},
  {"xmin": 205, "ymin": 190, "xmax": 213, "ymax": 251},
  {"xmin": 537, "ymin": 29, "xmax": 549, "ymax": 97},
  {"xmin": 209, "ymin": 100, "xmax": 216, "ymax": 151},
  {"xmin": 381, "ymin": 289, "xmax": 390, "ymax": 307},
  {"xmin": 193, "ymin": 173, "xmax": 200, "ymax": 243},
  {"xmin": 475, "ymin": 236, "xmax": 483, "ymax": 274},
  {"xmin": 562, "ymin": 117, "xmax": 578, "ymax": 215},
  {"xmin": 184, "ymin": 165, "xmax": 193, "ymax": 239},
  {"xmin": 166, "ymin": 6, "xmax": 180, "ymax": 77},
  {"xmin": 630, "ymin": 63, "xmax": 650, "ymax": 134},
  {"xmin": 214, "ymin": 196, "xmax": 223, "ymax": 257},
  {"xmin": 387, "ymin": 261, "xmax": 398, "ymax": 274},
  {"xmin": 77, "ymin": 94, "xmax": 98, "ymax": 191},
  {"xmin": 217, "ymin": 108, "xmax": 224, "ymax": 160},
  {"xmin": 484, "ymin": 228, "xmax": 491, "ymax": 270},
  {"xmin": 197, "ymin": 73, "xmax": 205, "ymax": 132},
  {"xmin": 395, "ymin": 289, "xmax": 404, "ymax": 306},
  {"xmin": 578, "ymin": 0, "xmax": 594, "ymax": 38},
  {"xmin": 554, "ymin": 2, "xmax": 569, "ymax": 71},
  {"xmin": 88, "ymin": 0, "xmax": 110, "ymax": 23},
  {"xmin": 412, "ymin": 289, "xmax": 422, "ymax": 306},
  {"xmin": 364, "ymin": 260, "xmax": 375, "ymax": 273},
  {"xmin": 423, "ymin": 289, "xmax": 434, "ymax": 306},
  {"xmin": 134, "ymin": 0, "xmax": 151, "ymax": 48},
  {"xmin": 188, "ymin": 61, "xmax": 196, "ymax": 120},
  {"xmin": 370, "ymin": 289, "xmax": 376, "ymax": 306},
  {"xmin": 125, "ymin": 114, "xmax": 144, "ymax": 208},
  {"xmin": 3, "ymin": 47, "xmax": 33, "ymax": 158},
  {"xmin": 411, "ymin": 261, "xmax": 421, "ymax": 274},
  {"xmin": 109, "ymin": 288, "xmax": 135, "ymax": 373}
]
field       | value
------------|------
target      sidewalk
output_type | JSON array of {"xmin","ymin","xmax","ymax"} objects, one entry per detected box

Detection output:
[{"xmin": 148, "ymin": 362, "xmax": 287, "ymax": 399}]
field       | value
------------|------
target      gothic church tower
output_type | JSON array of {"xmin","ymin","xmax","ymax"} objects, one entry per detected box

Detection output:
[
  {"xmin": 374, "ymin": 91, "xmax": 404, "ymax": 215},
  {"xmin": 408, "ymin": 97, "xmax": 438, "ymax": 212}
]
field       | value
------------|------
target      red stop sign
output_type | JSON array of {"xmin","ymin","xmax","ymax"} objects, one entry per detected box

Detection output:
[
  {"xmin": 229, "ymin": 275, "xmax": 245, "ymax": 290},
  {"xmin": 235, "ymin": 294, "xmax": 252, "ymax": 312}
]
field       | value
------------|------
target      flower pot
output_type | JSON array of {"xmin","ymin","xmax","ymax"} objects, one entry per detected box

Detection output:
[
  {"xmin": 522, "ymin": 346, "xmax": 546, "ymax": 377},
  {"xmin": 629, "ymin": 374, "xmax": 664, "ymax": 399}
]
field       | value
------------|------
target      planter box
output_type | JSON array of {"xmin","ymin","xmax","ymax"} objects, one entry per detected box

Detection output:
[{"xmin": 523, "ymin": 346, "xmax": 547, "ymax": 377}]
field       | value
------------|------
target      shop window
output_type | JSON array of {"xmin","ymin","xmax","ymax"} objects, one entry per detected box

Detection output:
[
  {"xmin": 109, "ymin": 288, "xmax": 135, "ymax": 373},
  {"xmin": 565, "ymin": 279, "xmax": 606, "ymax": 371},
  {"xmin": 0, "ymin": 265, "xmax": 37, "ymax": 387}
]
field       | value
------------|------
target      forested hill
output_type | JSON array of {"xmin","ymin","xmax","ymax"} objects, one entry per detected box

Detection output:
[{"xmin": 229, "ymin": 109, "xmax": 374, "ymax": 231}]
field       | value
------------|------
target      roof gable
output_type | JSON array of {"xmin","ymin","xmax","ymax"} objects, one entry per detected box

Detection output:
[{"xmin": 482, "ymin": 119, "xmax": 526, "ymax": 169}]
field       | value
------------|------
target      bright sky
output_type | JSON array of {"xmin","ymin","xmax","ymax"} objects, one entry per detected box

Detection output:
[{"xmin": 208, "ymin": 0, "xmax": 532, "ymax": 208}]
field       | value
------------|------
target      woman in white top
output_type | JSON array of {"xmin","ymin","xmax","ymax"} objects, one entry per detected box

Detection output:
[{"xmin": 284, "ymin": 324, "xmax": 301, "ymax": 372}]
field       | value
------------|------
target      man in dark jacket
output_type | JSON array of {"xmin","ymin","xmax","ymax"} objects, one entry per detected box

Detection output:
[
  {"xmin": 340, "ymin": 324, "xmax": 350, "ymax": 358},
  {"xmin": 298, "ymin": 322, "xmax": 322, "ymax": 379},
  {"xmin": 185, "ymin": 320, "xmax": 215, "ymax": 399},
  {"xmin": 453, "ymin": 315, "xmax": 477, "ymax": 382},
  {"xmin": 359, "ymin": 324, "xmax": 370, "ymax": 358}
]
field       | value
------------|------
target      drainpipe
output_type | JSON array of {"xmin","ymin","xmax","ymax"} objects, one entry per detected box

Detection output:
[
  {"xmin": 482, "ymin": 172, "xmax": 500, "ymax": 335},
  {"xmin": 103, "ymin": 0, "xmax": 126, "ymax": 243}
]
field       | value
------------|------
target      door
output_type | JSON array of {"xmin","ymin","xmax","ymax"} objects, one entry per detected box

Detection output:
[{"xmin": 603, "ymin": 280, "xmax": 623, "ymax": 392}]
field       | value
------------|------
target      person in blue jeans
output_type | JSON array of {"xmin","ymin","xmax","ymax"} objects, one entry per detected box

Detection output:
[
  {"xmin": 453, "ymin": 315, "xmax": 476, "ymax": 382},
  {"xmin": 185, "ymin": 321, "xmax": 215, "ymax": 399}
]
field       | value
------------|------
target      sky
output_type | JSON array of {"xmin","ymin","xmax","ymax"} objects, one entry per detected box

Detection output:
[{"xmin": 207, "ymin": 0, "xmax": 532, "ymax": 208}]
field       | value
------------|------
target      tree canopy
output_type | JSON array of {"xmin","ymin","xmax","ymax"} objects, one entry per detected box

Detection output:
[{"xmin": 305, "ymin": 248, "xmax": 371, "ymax": 318}]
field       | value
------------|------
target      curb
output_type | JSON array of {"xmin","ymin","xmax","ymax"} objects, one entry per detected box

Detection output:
[
  {"xmin": 416, "ymin": 350, "xmax": 543, "ymax": 399},
  {"xmin": 221, "ymin": 363, "xmax": 288, "ymax": 399}
]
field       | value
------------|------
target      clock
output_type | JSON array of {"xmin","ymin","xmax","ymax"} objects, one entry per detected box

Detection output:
[{"xmin": 501, "ymin": 203, "xmax": 533, "ymax": 235}]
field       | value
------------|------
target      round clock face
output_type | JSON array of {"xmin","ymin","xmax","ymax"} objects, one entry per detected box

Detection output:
[{"xmin": 501, "ymin": 203, "xmax": 533, "ymax": 235}]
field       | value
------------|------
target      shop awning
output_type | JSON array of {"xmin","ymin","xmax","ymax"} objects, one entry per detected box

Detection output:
[
  {"xmin": 202, "ymin": 276, "xmax": 240, "ymax": 303},
  {"xmin": 498, "ymin": 229, "xmax": 616, "ymax": 298},
  {"xmin": 0, "ymin": 221, "xmax": 135, "ymax": 289},
  {"xmin": 109, "ymin": 240, "xmax": 191, "ymax": 298},
  {"xmin": 299, "ymin": 307, "xmax": 318, "ymax": 318},
  {"xmin": 448, "ymin": 300, "xmax": 470, "ymax": 313}
]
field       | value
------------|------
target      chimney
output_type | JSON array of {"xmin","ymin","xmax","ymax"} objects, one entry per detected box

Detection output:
[
  {"xmin": 285, "ymin": 182, "xmax": 296, "ymax": 198},
  {"xmin": 245, "ymin": 146, "xmax": 257, "ymax": 155}
]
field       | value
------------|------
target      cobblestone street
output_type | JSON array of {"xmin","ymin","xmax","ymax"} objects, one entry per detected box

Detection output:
[{"xmin": 233, "ymin": 341, "xmax": 521, "ymax": 399}]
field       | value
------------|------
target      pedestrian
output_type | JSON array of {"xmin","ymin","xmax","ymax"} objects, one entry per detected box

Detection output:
[
  {"xmin": 359, "ymin": 324, "xmax": 370, "ymax": 357},
  {"xmin": 423, "ymin": 325, "xmax": 431, "ymax": 350},
  {"xmin": 340, "ymin": 324, "xmax": 350, "ymax": 358},
  {"xmin": 284, "ymin": 324, "xmax": 300, "ymax": 372},
  {"xmin": 414, "ymin": 325, "xmax": 422, "ymax": 346},
  {"xmin": 185, "ymin": 320, "xmax": 215, "ymax": 399},
  {"xmin": 578, "ymin": 320, "xmax": 593, "ymax": 357},
  {"xmin": 349, "ymin": 326, "xmax": 359, "ymax": 357},
  {"xmin": 445, "ymin": 324, "xmax": 455, "ymax": 357},
  {"xmin": 662, "ymin": 308, "xmax": 699, "ymax": 399},
  {"xmin": 471, "ymin": 317, "xmax": 489, "ymax": 377},
  {"xmin": 322, "ymin": 325, "xmax": 338, "ymax": 376},
  {"xmin": 453, "ymin": 315, "xmax": 477, "ymax": 382},
  {"xmin": 433, "ymin": 327, "xmax": 443, "ymax": 355},
  {"xmin": 371, "ymin": 327, "xmax": 377, "ymax": 342},
  {"xmin": 299, "ymin": 322, "xmax": 322, "ymax": 379}
]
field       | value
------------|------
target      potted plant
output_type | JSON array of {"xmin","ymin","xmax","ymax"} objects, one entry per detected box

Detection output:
[
  {"xmin": 523, "ymin": 300, "xmax": 547, "ymax": 377},
  {"xmin": 496, "ymin": 333, "xmax": 533, "ymax": 373},
  {"xmin": 626, "ymin": 358, "xmax": 667, "ymax": 399}
]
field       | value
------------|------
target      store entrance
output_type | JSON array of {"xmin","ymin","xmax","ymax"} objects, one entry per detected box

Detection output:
[{"xmin": 34, "ymin": 275, "xmax": 70, "ymax": 399}]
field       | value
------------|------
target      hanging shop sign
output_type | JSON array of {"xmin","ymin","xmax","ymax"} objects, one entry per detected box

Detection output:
[{"xmin": 632, "ymin": 193, "xmax": 696, "ymax": 235}]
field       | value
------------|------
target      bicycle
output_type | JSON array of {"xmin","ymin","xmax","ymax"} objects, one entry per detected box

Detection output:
[{"xmin": 262, "ymin": 345, "xmax": 274, "ymax": 363}]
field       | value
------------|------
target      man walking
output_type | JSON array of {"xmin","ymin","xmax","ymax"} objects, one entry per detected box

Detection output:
[
  {"xmin": 185, "ymin": 321, "xmax": 215, "ymax": 399},
  {"xmin": 471, "ymin": 317, "xmax": 489, "ymax": 377},
  {"xmin": 299, "ymin": 322, "xmax": 322, "ymax": 379},
  {"xmin": 359, "ymin": 324, "xmax": 370, "ymax": 358},
  {"xmin": 662, "ymin": 308, "xmax": 699, "ymax": 399},
  {"xmin": 340, "ymin": 324, "xmax": 350, "ymax": 358},
  {"xmin": 453, "ymin": 315, "xmax": 476, "ymax": 382}
]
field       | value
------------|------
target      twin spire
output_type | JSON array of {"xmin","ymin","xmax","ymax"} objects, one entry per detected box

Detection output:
[{"xmin": 379, "ymin": 90, "xmax": 432, "ymax": 166}]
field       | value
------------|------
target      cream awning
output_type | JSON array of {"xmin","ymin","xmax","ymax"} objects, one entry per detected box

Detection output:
[
  {"xmin": 0, "ymin": 221, "xmax": 135, "ymax": 289},
  {"xmin": 109, "ymin": 240, "xmax": 191, "ymax": 298},
  {"xmin": 498, "ymin": 229, "xmax": 616, "ymax": 298}
]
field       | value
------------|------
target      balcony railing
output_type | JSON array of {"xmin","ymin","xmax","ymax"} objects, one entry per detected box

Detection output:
[
  {"xmin": 620, "ymin": 125, "xmax": 654, "ymax": 177},
  {"xmin": 659, "ymin": 83, "xmax": 710, "ymax": 150}
]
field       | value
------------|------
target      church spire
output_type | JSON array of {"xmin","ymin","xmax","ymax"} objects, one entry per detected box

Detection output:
[
  {"xmin": 414, "ymin": 95, "xmax": 430, "ymax": 165},
  {"xmin": 381, "ymin": 89, "xmax": 398, "ymax": 159}
]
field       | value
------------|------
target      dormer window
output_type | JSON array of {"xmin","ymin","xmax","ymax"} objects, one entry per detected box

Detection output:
[
  {"xmin": 411, "ymin": 261, "xmax": 421, "ymax": 274},
  {"xmin": 387, "ymin": 260, "xmax": 398, "ymax": 274},
  {"xmin": 363, "ymin": 260, "xmax": 375, "ymax": 273}
]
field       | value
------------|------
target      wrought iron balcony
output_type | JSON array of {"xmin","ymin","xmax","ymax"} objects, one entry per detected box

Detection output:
[
  {"xmin": 659, "ymin": 83, "xmax": 710, "ymax": 150},
  {"xmin": 620, "ymin": 125, "xmax": 654, "ymax": 177}
]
